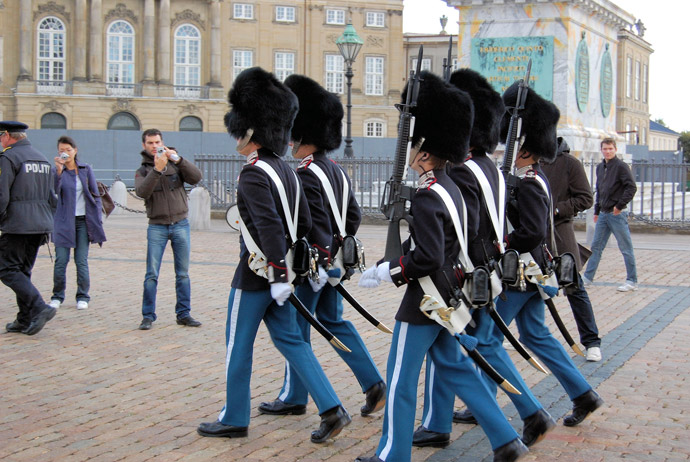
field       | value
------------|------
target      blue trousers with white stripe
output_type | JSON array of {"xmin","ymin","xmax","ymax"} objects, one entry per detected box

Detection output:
[
  {"xmin": 217, "ymin": 287, "xmax": 341, "ymax": 427},
  {"xmin": 374, "ymin": 321, "xmax": 518, "ymax": 462},
  {"xmin": 277, "ymin": 283, "xmax": 383, "ymax": 404}
]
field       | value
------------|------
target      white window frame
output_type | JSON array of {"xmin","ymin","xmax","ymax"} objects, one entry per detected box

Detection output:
[
  {"xmin": 37, "ymin": 16, "xmax": 66, "ymax": 94},
  {"xmin": 106, "ymin": 20, "xmax": 135, "ymax": 96},
  {"xmin": 174, "ymin": 24, "xmax": 201, "ymax": 97},
  {"xmin": 641, "ymin": 127, "xmax": 647, "ymax": 145},
  {"xmin": 274, "ymin": 51, "xmax": 295, "ymax": 82},
  {"xmin": 326, "ymin": 9, "xmax": 345, "ymax": 25},
  {"xmin": 325, "ymin": 54, "xmax": 344, "ymax": 94},
  {"xmin": 234, "ymin": 3, "xmax": 254, "ymax": 20},
  {"xmin": 233, "ymin": 50, "xmax": 253, "ymax": 80},
  {"xmin": 642, "ymin": 63, "xmax": 648, "ymax": 103},
  {"xmin": 365, "ymin": 56, "xmax": 384, "ymax": 96},
  {"xmin": 634, "ymin": 60, "xmax": 641, "ymax": 101},
  {"xmin": 626, "ymin": 56, "xmax": 632, "ymax": 99},
  {"xmin": 366, "ymin": 11, "xmax": 385, "ymax": 28},
  {"xmin": 412, "ymin": 58, "xmax": 431, "ymax": 72},
  {"xmin": 364, "ymin": 119, "xmax": 385, "ymax": 138},
  {"xmin": 626, "ymin": 123, "xmax": 632, "ymax": 144},
  {"xmin": 276, "ymin": 6, "xmax": 295, "ymax": 23}
]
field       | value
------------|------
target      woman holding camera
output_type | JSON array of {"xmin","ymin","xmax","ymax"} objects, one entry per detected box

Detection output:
[{"xmin": 50, "ymin": 135, "xmax": 106, "ymax": 310}]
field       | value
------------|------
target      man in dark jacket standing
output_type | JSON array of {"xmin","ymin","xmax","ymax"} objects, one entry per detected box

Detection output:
[
  {"xmin": 135, "ymin": 128, "xmax": 203, "ymax": 330},
  {"xmin": 0, "ymin": 121, "xmax": 58, "ymax": 335},
  {"xmin": 583, "ymin": 138, "xmax": 638, "ymax": 292},
  {"xmin": 541, "ymin": 137, "xmax": 602, "ymax": 362}
]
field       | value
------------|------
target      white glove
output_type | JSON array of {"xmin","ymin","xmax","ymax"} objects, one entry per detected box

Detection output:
[
  {"xmin": 270, "ymin": 282, "xmax": 293, "ymax": 306},
  {"xmin": 308, "ymin": 267, "xmax": 329, "ymax": 293},
  {"xmin": 376, "ymin": 262, "xmax": 392, "ymax": 283},
  {"xmin": 359, "ymin": 265, "xmax": 381, "ymax": 288}
]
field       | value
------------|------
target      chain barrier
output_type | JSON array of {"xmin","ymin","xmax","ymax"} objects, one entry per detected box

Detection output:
[{"xmin": 196, "ymin": 180, "xmax": 231, "ymax": 207}]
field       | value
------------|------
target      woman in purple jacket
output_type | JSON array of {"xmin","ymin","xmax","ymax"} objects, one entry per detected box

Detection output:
[{"xmin": 49, "ymin": 136, "xmax": 106, "ymax": 310}]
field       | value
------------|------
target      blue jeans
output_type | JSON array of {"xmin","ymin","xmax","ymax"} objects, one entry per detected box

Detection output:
[
  {"xmin": 142, "ymin": 219, "xmax": 191, "ymax": 321},
  {"xmin": 584, "ymin": 211, "xmax": 637, "ymax": 284},
  {"xmin": 52, "ymin": 216, "xmax": 90, "ymax": 303}
]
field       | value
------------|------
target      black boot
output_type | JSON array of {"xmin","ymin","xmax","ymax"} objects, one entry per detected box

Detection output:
[
  {"xmin": 563, "ymin": 389, "xmax": 604, "ymax": 427},
  {"xmin": 311, "ymin": 405, "xmax": 351, "ymax": 443},
  {"xmin": 453, "ymin": 408, "xmax": 477, "ymax": 424},
  {"xmin": 412, "ymin": 425, "xmax": 450, "ymax": 448},
  {"xmin": 197, "ymin": 420, "xmax": 248, "ymax": 438},
  {"xmin": 360, "ymin": 381, "xmax": 386, "ymax": 416},
  {"xmin": 493, "ymin": 438, "xmax": 529, "ymax": 462},
  {"xmin": 521, "ymin": 409, "xmax": 556, "ymax": 447},
  {"xmin": 6, "ymin": 320, "xmax": 28, "ymax": 333},
  {"xmin": 355, "ymin": 456, "xmax": 383, "ymax": 462},
  {"xmin": 258, "ymin": 399, "xmax": 307, "ymax": 415}
]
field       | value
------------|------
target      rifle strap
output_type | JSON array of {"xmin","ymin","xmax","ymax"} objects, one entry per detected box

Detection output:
[{"xmin": 465, "ymin": 159, "xmax": 506, "ymax": 253}]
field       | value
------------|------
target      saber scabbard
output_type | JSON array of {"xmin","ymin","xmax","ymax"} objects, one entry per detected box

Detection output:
[
  {"xmin": 288, "ymin": 294, "xmax": 351, "ymax": 353},
  {"xmin": 488, "ymin": 305, "xmax": 548, "ymax": 374},
  {"xmin": 334, "ymin": 283, "xmax": 393, "ymax": 334},
  {"xmin": 545, "ymin": 298, "xmax": 584, "ymax": 357},
  {"xmin": 462, "ymin": 343, "xmax": 521, "ymax": 395}
]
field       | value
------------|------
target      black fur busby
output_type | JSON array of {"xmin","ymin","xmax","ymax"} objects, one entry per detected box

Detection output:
[
  {"xmin": 401, "ymin": 71, "xmax": 474, "ymax": 163},
  {"xmin": 500, "ymin": 81, "xmax": 560, "ymax": 162},
  {"xmin": 449, "ymin": 69, "xmax": 504, "ymax": 154},
  {"xmin": 284, "ymin": 74, "xmax": 343, "ymax": 154},
  {"xmin": 224, "ymin": 67, "xmax": 299, "ymax": 156}
]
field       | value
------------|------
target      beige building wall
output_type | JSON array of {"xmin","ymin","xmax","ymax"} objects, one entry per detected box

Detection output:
[{"xmin": 0, "ymin": 0, "xmax": 403, "ymax": 138}]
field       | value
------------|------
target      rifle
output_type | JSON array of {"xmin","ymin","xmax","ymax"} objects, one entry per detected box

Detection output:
[
  {"xmin": 500, "ymin": 59, "xmax": 532, "ymax": 178},
  {"xmin": 443, "ymin": 36, "xmax": 453, "ymax": 82},
  {"xmin": 380, "ymin": 45, "xmax": 424, "ymax": 261}
]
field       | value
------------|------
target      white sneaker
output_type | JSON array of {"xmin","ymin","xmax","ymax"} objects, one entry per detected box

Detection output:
[
  {"xmin": 582, "ymin": 276, "xmax": 593, "ymax": 288},
  {"xmin": 49, "ymin": 299, "xmax": 61, "ymax": 309},
  {"xmin": 586, "ymin": 347, "xmax": 602, "ymax": 362},
  {"xmin": 617, "ymin": 283, "xmax": 638, "ymax": 292},
  {"xmin": 77, "ymin": 301, "xmax": 89, "ymax": 310}
]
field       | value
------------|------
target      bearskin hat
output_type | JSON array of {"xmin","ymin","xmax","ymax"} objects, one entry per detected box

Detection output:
[
  {"xmin": 449, "ymin": 69, "xmax": 504, "ymax": 154},
  {"xmin": 500, "ymin": 81, "xmax": 560, "ymax": 162},
  {"xmin": 400, "ymin": 71, "xmax": 474, "ymax": 163},
  {"xmin": 283, "ymin": 74, "xmax": 343, "ymax": 154},
  {"xmin": 224, "ymin": 67, "xmax": 298, "ymax": 156}
]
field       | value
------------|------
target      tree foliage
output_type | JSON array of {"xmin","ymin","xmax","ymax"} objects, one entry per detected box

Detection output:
[
  {"xmin": 653, "ymin": 118, "xmax": 667, "ymax": 127},
  {"xmin": 679, "ymin": 131, "xmax": 690, "ymax": 163}
]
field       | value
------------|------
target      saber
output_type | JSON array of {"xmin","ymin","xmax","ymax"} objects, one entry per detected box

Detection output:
[
  {"xmin": 288, "ymin": 293, "xmax": 352, "ymax": 353},
  {"xmin": 334, "ymin": 283, "xmax": 393, "ymax": 334},
  {"xmin": 545, "ymin": 298, "xmax": 584, "ymax": 357},
  {"xmin": 487, "ymin": 305, "xmax": 548, "ymax": 374},
  {"xmin": 459, "ymin": 337, "xmax": 521, "ymax": 395}
]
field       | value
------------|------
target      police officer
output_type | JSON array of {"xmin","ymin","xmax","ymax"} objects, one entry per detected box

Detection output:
[
  {"xmin": 197, "ymin": 67, "xmax": 350, "ymax": 443},
  {"xmin": 0, "ymin": 121, "xmax": 57, "ymax": 335},
  {"xmin": 258, "ymin": 74, "xmax": 386, "ymax": 418},
  {"xmin": 356, "ymin": 72, "xmax": 527, "ymax": 462}
]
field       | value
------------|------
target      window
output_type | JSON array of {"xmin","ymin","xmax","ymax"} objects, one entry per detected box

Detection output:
[
  {"xmin": 274, "ymin": 52, "xmax": 295, "ymax": 82},
  {"xmin": 634, "ymin": 60, "xmax": 640, "ymax": 101},
  {"xmin": 107, "ymin": 20, "xmax": 135, "ymax": 95},
  {"xmin": 365, "ymin": 56, "xmax": 384, "ymax": 95},
  {"xmin": 37, "ymin": 17, "xmax": 66, "ymax": 89},
  {"xmin": 641, "ymin": 127, "xmax": 647, "ymax": 145},
  {"xmin": 41, "ymin": 112, "xmax": 66, "ymax": 129},
  {"xmin": 626, "ymin": 56, "xmax": 632, "ymax": 98},
  {"xmin": 411, "ymin": 58, "xmax": 431, "ymax": 72},
  {"xmin": 179, "ymin": 116, "xmax": 203, "ymax": 131},
  {"xmin": 642, "ymin": 63, "xmax": 648, "ymax": 103},
  {"xmin": 326, "ymin": 9, "xmax": 345, "ymax": 25},
  {"xmin": 366, "ymin": 12, "xmax": 385, "ymax": 27},
  {"xmin": 233, "ymin": 50, "xmax": 253, "ymax": 80},
  {"xmin": 365, "ymin": 120, "xmax": 384, "ymax": 138},
  {"xmin": 625, "ymin": 123, "xmax": 631, "ymax": 144},
  {"xmin": 276, "ymin": 6, "xmax": 295, "ymax": 22},
  {"xmin": 107, "ymin": 112, "xmax": 140, "ymax": 130},
  {"xmin": 325, "ymin": 54, "xmax": 344, "ymax": 94},
  {"xmin": 234, "ymin": 3, "xmax": 253, "ymax": 19},
  {"xmin": 174, "ymin": 24, "xmax": 201, "ymax": 97},
  {"xmin": 452, "ymin": 58, "xmax": 459, "ymax": 71},
  {"xmin": 634, "ymin": 125, "xmax": 639, "ymax": 144}
]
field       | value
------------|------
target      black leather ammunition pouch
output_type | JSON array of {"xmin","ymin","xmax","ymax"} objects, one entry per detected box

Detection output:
[
  {"xmin": 341, "ymin": 235, "xmax": 365, "ymax": 270},
  {"xmin": 468, "ymin": 265, "xmax": 491, "ymax": 307},
  {"xmin": 291, "ymin": 238, "xmax": 314, "ymax": 277},
  {"xmin": 500, "ymin": 249, "xmax": 520, "ymax": 286}
]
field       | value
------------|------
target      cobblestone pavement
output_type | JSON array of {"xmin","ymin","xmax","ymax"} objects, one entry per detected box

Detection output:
[{"xmin": 1, "ymin": 212, "xmax": 689, "ymax": 462}]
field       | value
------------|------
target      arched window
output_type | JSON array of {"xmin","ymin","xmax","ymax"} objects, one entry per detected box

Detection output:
[
  {"xmin": 179, "ymin": 116, "xmax": 202, "ymax": 132},
  {"xmin": 37, "ymin": 17, "xmax": 66, "ymax": 92},
  {"xmin": 174, "ymin": 24, "xmax": 201, "ymax": 97},
  {"xmin": 107, "ymin": 112, "xmax": 140, "ymax": 130},
  {"xmin": 41, "ymin": 112, "xmax": 67, "ymax": 129},
  {"xmin": 106, "ymin": 20, "xmax": 135, "ymax": 95}
]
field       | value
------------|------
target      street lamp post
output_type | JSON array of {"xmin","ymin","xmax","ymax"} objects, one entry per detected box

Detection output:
[{"xmin": 336, "ymin": 21, "xmax": 363, "ymax": 158}]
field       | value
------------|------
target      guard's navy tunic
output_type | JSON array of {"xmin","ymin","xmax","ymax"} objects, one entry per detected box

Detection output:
[
  {"xmin": 372, "ymin": 168, "xmax": 518, "ymax": 462},
  {"xmin": 217, "ymin": 148, "xmax": 341, "ymax": 427},
  {"xmin": 277, "ymin": 153, "xmax": 383, "ymax": 405}
]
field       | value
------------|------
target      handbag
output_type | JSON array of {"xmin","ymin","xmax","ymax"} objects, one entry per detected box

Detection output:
[{"xmin": 96, "ymin": 182, "xmax": 115, "ymax": 218}]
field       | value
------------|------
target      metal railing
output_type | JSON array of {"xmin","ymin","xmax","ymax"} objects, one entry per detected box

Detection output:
[
  {"xmin": 173, "ymin": 85, "xmax": 210, "ymax": 99},
  {"xmin": 106, "ymin": 83, "xmax": 143, "ymax": 97},
  {"xmin": 36, "ymin": 80, "xmax": 73, "ymax": 95}
]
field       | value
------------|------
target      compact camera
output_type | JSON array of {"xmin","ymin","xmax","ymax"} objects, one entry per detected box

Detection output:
[
  {"xmin": 156, "ymin": 146, "xmax": 166, "ymax": 157},
  {"xmin": 59, "ymin": 152, "xmax": 70, "ymax": 161}
]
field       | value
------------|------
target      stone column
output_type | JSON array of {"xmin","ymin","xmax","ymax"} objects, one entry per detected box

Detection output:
[
  {"xmin": 142, "ymin": 0, "xmax": 155, "ymax": 82},
  {"xmin": 89, "ymin": 0, "xmax": 103, "ymax": 81},
  {"xmin": 157, "ymin": 0, "xmax": 171, "ymax": 84},
  {"xmin": 209, "ymin": 0, "xmax": 221, "ymax": 87},
  {"xmin": 73, "ymin": 0, "xmax": 87, "ymax": 81},
  {"xmin": 18, "ymin": 0, "xmax": 32, "ymax": 80}
]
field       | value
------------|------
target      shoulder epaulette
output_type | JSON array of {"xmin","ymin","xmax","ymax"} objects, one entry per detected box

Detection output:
[
  {"xmin": 297, "ymin": 154, "xmax": 314, "ymax": 170},
  {"xmin": 417, "ymin": 170, "xmax": 437, "ymax": 191}
]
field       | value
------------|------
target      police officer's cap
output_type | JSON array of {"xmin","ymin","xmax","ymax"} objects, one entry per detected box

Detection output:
[
  {"xmin": 284, "ymin": 74, "xmax": 343, "ymax": 154},
  {"xmin": 500, "ymin": 82, "xmax": 560, "ymax": 162},
  {"xmin": 0, "ymin": 121, "xmax": 29, "ymax": 133},
  {"xmin": 449, "ymin": 69, "xmax": 504, "ymax": 154},
  {"xmin": 401, "ymin": 71, "xmax": 474, "ymax": 163},
  {"xmin": 224, "ymin": 67, "xmax": 298, "ymax": 156}
]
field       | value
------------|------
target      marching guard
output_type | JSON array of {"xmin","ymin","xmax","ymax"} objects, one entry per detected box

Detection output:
[
  {"xmin": 355, "ymin": 71, "xmax": 528, "ymax": 462},
  {"xmin": 258, "ymin": 74, "xmax": 386, "ymax": 418},
  {"xmin": 197, "ymin": 67, "xmax": 350, "ymax": 443}
]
